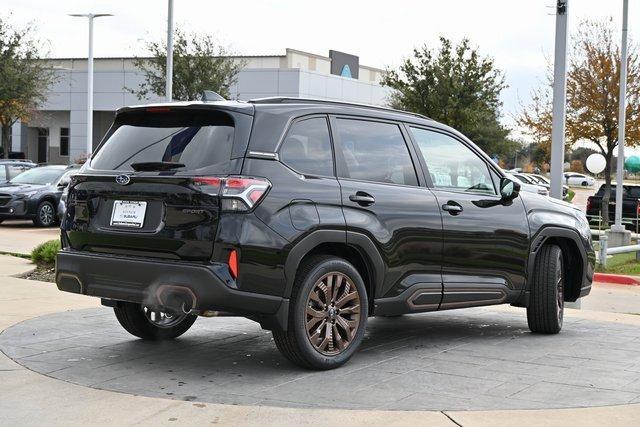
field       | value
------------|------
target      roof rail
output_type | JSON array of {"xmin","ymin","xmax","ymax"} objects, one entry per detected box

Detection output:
[{"xmin": 248, "ymin": 97, "xmax": 430, "ymax": 120}]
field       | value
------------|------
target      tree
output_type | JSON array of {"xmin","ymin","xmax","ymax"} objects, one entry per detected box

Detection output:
[
  {"xmin": 518, "ymin": 19, "xmax": 640, "ymax": 225},
  {"xmin": 131, "ymin": 29, "xmax": 245, "ymax": 101},
  {"xmin": 382, "ymin": 37, "xmax": 515, "ymax": 158},
  {"xmin": 0, "ymin": 16, "xmax": 56, "ymax": 159}
]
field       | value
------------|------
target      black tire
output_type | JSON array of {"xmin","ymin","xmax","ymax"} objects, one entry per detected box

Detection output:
[
  {"xmin": 273, "ymin": 255, "xmax": 368, "ymax": 370},
  {"xmin": 33, "ymin": 200, "xmax": 56, "ymax": 227},
  {"xmin": 114, "ymin": 302, "xmax": 197, "ymax": 340},
  {"xmin": 582, "ymin": 181, "xmax": 588, "ymax": 186},
  {"xmin": 527, "ymin": 244, "xmax": 564, "ymax": 334}
]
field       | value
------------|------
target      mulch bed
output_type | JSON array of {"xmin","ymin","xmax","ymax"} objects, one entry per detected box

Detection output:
[{"xmin": 20, "ymin": 263, "xmax": 55, "ymax": 283}]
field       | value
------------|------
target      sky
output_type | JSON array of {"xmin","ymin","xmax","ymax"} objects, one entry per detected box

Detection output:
[{"xmin": 2, "ymin": 0, "xmax": 636, "ymax": 133}]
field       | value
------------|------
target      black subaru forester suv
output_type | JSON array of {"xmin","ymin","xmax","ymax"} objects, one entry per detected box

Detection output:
[{"xmin": 56, "ymin": 97, "xmax": 594, "ymax": 370}]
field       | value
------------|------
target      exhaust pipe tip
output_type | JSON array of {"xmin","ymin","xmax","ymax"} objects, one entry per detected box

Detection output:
[{"xmin": 155, "ymin": 285, "xmax": 197, "ymax": 314}]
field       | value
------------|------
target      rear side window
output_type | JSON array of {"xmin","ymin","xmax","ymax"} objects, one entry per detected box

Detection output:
[
  {"xmin": 334, "ymin": 119, "xmax": 418, "ymax": 186},
  {"xmin": 279, "ymin": 117, "xmax": 333, "ymax": 176},
  {"xmin": 91, "ymin": 110, "xmax": 235, "ymax": 173}
]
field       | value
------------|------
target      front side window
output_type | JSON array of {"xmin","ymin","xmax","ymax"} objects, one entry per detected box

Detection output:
[
  {"xmin": 335, "ymin": 119, "xmax": 418, "ymax": 186},
  {"xmin": 411, "ymin": 127, "xmax": 495, "ymax": 195},
  {"xmin": 279, "ymin": 117, "xmax": 333, "ymax": 176},
  {"xmin": 7, "ymin": 165, "xmax": 28, "ymax": 180}
]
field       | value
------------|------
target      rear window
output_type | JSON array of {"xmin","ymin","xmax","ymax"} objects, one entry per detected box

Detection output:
[{"xmin": 91, "ymin": 110, "xmax": 235, "ymax": 173}]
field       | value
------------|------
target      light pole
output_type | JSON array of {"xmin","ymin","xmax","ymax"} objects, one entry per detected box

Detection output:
[
  {"xmin": 166, "ymin": 0, "xmax": 174, "ymax": 102},
  {"xmin": 69, "ymin": 13, "xmax": 113, "ymax": 157},
  {"xmin": 613, "ymin": 0, "xmax": 630, "ymax": 231},
  {"xmin": 549, "ymin": 0, "xmax": 569, "ymax": 200}
]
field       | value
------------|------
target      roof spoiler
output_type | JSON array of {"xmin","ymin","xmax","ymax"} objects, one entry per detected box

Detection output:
[{"xmin": 201, "ymin": 91, "xmax": 225, "ymax": 102}]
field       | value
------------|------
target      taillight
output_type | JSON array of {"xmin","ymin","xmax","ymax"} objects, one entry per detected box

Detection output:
[
  {"xmin": 192, "ymin": 176, "xmax": 270, "ymax": 212},
  {"xmin": 636, "ymin": 200, "xmax": 640, "ymax": 215},
  {"xmin": 586, "ymin": 197, "xmax": 593, "ymax": 212}
]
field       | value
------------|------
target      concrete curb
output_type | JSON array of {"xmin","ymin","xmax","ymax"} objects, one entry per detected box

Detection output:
[{"xmin": 594, "ymin": 272, "xmax": 640, "ymax": 286}]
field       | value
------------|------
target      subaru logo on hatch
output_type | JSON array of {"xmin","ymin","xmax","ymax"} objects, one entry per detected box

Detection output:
[{"xmin": 115, "ymin": 175, "xmax": 131, "ymax": 185}]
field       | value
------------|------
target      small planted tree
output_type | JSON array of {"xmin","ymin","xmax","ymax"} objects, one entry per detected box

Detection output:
[
  {"xmin": 382, "ymin": 36, "xmax": 517, "ymax": 159},
  {"xmin": 130, "ymin": 29, "xmax": 244, "ymax": 101},
  {"xmin": 0, "ymin": 16, "xmax": 56, "ymax": 158},
  {"xmin": 518, "ymin": 19, "xmax": 640, "ymax": 225}
]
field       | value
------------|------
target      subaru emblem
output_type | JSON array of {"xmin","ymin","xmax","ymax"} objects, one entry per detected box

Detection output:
[{"xmin": 115, "ymin": 175, "xmax": 131, "ymax": 185}]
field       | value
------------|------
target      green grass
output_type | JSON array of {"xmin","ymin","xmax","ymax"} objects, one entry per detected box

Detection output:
[
  {"xmin": 0, "ymin": 251, "xmax": 31, "ymax": 259},
  {"xmin": 596, "ymin": 251, "xmax": 640, "ymax": 275},
  {"xmin": 30, "ymin": 240, "xmax": 60, "ymax": 265}
]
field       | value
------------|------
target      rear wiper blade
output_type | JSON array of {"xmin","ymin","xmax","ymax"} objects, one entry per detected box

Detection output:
[{"xmin": 130, "ymin": 161, "xmax": 186, "ymax": 171}]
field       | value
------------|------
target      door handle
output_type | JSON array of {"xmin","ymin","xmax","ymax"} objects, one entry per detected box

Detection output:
[
  {"xmin": 442, "ymin": 201, "xmax": 463, "ymax": 215},
  {"xmin": 349, "ymin": 192, "xmax": 375, "ymax": 206}
]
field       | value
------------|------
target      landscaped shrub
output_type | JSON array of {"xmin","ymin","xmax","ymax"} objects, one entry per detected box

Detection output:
[{"xmin": 31, "ymin": 240, "xmax": 61, "ymax": 265}]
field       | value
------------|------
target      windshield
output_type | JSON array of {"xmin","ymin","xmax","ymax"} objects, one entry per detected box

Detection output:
[
  {"xmin": 91, "ymin": 110, "xmax": 235, "ymax": 173},
  {"xmin": 533, "ymin": 175, "xmax": 550, "ymax": 184},
  {"xmin": 10, "ymin": 167, "xmax": 65, "ymax": 185}
]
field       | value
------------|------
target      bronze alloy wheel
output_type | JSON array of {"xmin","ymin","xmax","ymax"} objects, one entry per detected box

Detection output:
[
  {"xmin": 305, "ymin": 271, "xmax": 361, "ymax": 356},
  {"xmin": 141, "ymin": 306, "xmax": 187, "ymax": 329}
]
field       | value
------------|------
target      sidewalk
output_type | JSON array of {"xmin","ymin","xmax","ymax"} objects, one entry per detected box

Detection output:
[
  {"xmin": 0, "ymin": 221, "xmax": 58, "ymax": 255},
  {"xmin": 0, "ymin": 254, "xmax": 639, "ymax": 426}
]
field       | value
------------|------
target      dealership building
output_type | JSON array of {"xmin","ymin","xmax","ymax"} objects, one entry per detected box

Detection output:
[{"xmin": 10, "ymin": 49, "xmax": 389, "ymax": 163}]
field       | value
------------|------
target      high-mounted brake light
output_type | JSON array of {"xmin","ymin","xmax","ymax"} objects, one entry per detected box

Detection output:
[
  {"xmin": 146, "ymin": 107, "xmax": 171, "ymax": 113},
  {"xmin": 192, "ymin": 176, "xmax": 271, "ymax": 212}
]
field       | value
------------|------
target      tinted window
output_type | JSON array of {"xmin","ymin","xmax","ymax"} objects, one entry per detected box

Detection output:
[
  {"xmin": 411, "ymin": 127, "xmax": 495, "ymax": 194},
  {"xmin": 627, "ymin": 187, "xmax": 640, "ymax": 199},
  {"xmin": 335, "ymin": 119, "xmax": 418, "ymax": 186},
  {"xmin": 60, "ymin": 128, "xmax": 70, "ymax": 156},
  {"xmin": 279, "ymin": 117, "xmax": 333, "ymax": 176},
  {"xmin": 11, "ymin": 167, "xmax": 65, "ymax": 185},
  {"xmin": 91, "ymin": 110, "xmax": 235, "ymax": 173}
]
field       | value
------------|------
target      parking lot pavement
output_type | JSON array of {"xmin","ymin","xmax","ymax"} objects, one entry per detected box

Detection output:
[
  {"xmin": 583, "ymin": 283, "xmax": 640, "ymax": 314},
  {"xmin": 571, "ymin": 184, "xmax": 598, "ymax": 212},
  {"xmin": 0, "ymin": 220, "xmax": 59, "ymax": 255},
  {"xmin": 1, "ymin": 238, "xmax": 640, "ymax": 424}
]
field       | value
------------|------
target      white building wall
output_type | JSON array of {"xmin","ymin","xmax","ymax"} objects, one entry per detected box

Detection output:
[{"xmin": 16, "ymin": 53, "xmax": 388, "ymax": 163}]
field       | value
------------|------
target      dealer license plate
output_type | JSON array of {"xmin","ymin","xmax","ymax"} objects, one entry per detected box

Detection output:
[{"xmin": 110, "ymin": 200, "xmax": 147, "ymax": 228}]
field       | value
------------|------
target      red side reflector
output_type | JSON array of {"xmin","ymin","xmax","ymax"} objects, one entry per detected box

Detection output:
[
  {"xmin": 228, "ymin": 250, "xmax": 238, "ymax": 279},
  {"xmin": 146, "ymin": 107, "xmax": 171, "ymax": 113}
]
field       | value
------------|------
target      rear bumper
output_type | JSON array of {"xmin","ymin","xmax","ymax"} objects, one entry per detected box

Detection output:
[{"xmin": 55, "ymin": 250, "xmax": 287, "ymax": 327}]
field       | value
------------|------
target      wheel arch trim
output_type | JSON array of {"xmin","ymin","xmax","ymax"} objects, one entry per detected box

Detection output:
[
  {"xmin": 283, "ymin": 230, "xmax": 385, "ymax": 299},
  {"xmin": 527, "ymin": 226, "xmax": 591, "ymax": 302}
]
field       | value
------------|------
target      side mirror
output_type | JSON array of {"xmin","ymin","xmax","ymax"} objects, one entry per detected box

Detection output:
[
  {"xmin": 500, "ymin": 177, "xmax": 520, "ymax": 201},
  {"xmin": 58, "ymin": 181, "xmax": 69, "ymax": 189}
]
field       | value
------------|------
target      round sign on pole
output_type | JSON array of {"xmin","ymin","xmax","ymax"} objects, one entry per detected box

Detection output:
[
  {"xmin": 586, "ymin": 153, "xmax": 606, "ymax": 174},
  {"xmin": 624, "ymin": 155, "xmax": 640, "ymax": 173}
]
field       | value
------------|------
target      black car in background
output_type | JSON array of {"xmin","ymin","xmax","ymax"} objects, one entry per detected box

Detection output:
[
  {"xmin": 0, "ymin": 159, "xmax": 36, "ymax": 184},
  {"xmin": 55, "ymin": 98, "xmax": 594, "ymax": 370},
  {"xmin": 0, "ymin": 164, "xmax": 80, "ymax": 226},
  {"xmin": 586, "ymin": 183, "xmax": 640, "ymax": 230}
]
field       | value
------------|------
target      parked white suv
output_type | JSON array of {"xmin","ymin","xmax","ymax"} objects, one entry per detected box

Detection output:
[{"xmin": 505, "ymin": 173, "xmax": 549, "ymax": 196}]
